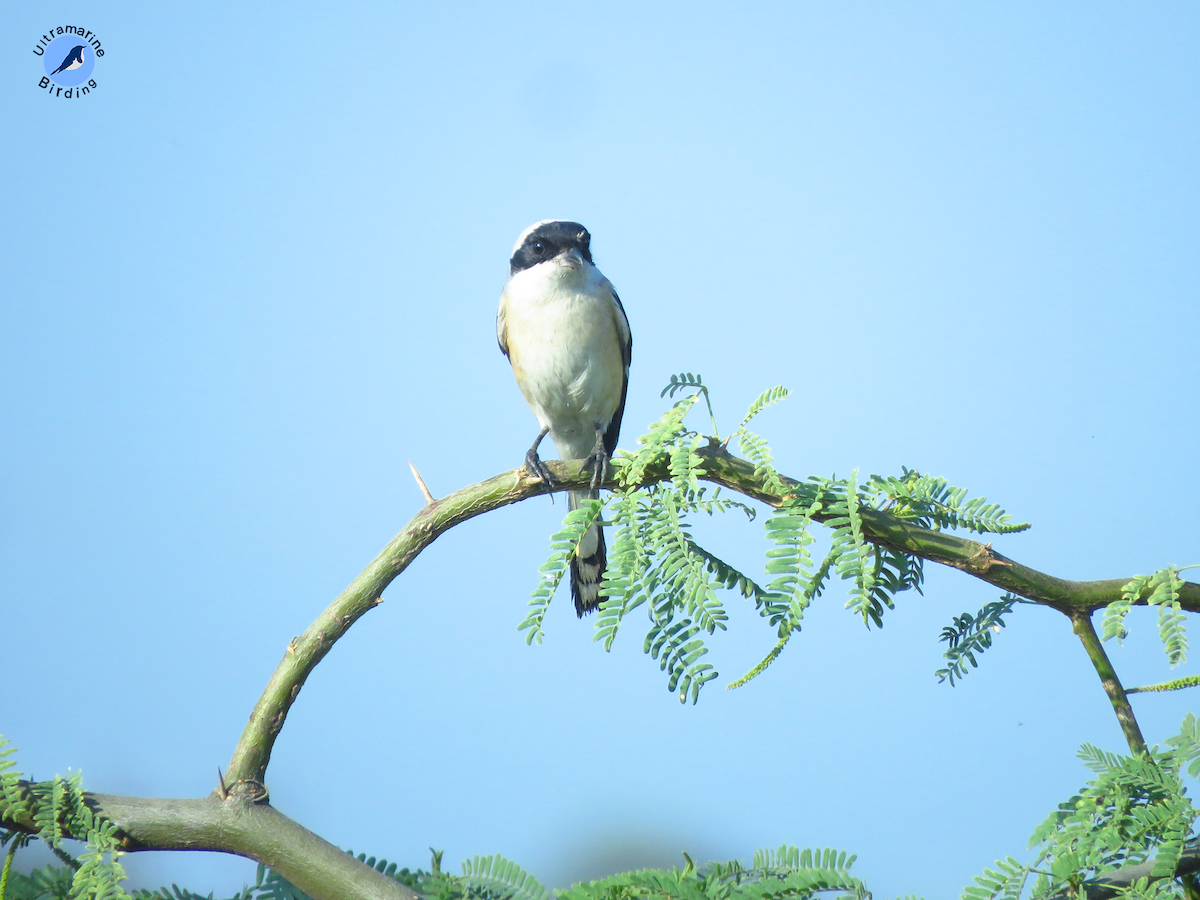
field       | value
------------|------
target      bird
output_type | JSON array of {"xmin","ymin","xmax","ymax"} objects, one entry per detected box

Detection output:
[
  {"xmin": 50, "ymin": 45, "xmax": 86, "ymax": 76},
  {"xmin": 497, "ymin": 220, "xmax": 632, "ymax": 616}
]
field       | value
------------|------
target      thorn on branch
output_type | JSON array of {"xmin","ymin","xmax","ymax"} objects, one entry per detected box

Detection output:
[
  {"xmin": 408, "ymin": 459, "xmax": 436, "ymax": 505},
  {"xmin": 216, "ymin": 767, "xmax": 229, "ymax": 800}
]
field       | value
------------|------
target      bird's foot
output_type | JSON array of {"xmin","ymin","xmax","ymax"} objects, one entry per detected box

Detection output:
[
  {"xmin": 583, "ymin": 434, "xmax": 610, "ymax": 491},
  {"xmin": 524, "ymin": 448, "xmax": 556, "ymax": 485}
]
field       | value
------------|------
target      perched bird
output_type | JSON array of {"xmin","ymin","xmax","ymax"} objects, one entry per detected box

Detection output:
[
  {"xmin": 497, "ymin": 221, "xmax": 632, "ymax": 616},
  {"xmin": 50, "ymin": 45, "xmax": 86, "ymax": 76}
]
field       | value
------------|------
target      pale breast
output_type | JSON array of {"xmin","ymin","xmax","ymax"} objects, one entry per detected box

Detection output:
[{"xmin": 501, "ymin": 267, "xmax": 625, "ymax": 458}]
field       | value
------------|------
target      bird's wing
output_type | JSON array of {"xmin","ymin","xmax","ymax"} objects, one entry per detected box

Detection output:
[
  {"xmin": 609, "ymin": 285, "xmax": 632, "ymax": 369},
  {"xmin": 603, "ymin": 284, "xmax": 632, "ymax": 456},
  {"xmin": 51, "ymin": 48, "xmax": 79, "ymax": 74},
  {"xmin": 496, "ymin": 290, "xmax": 510, "ymax": 359}
]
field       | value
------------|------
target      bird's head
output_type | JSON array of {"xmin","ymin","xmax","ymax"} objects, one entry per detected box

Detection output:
[{"xmin": 509, "ymin": 220, "xmax": 594, "ymax": 277}]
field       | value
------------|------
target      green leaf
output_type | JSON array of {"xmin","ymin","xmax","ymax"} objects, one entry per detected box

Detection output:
[{"xmin": 935, "ymin": 594, "xmax": 1026, "ymax": 686}]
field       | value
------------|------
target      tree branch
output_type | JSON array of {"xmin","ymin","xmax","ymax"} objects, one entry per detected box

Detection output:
[
  {"xmin": 223, "ymin": 464, "xmax": 553, "ymax": 785},
  {"xmin": 1069, "ymin": 612, "xmax": 1147, "ymax": 754},
  {"xmin": 226, "ymin": 444, "xmax": 1198, "ymax": 787},
  {"xmin": 9, "ymin": 446, "xmax": 1190, "ymax": 900},
  {"xmin": 0, "ymin": 785, "xmax": 419, "ymax": 900},
  {"xmin": 1053, "ymin": 838, "xmax": 1200, "ymax": 899},
  {"xmin": 688, "ymin": 445, "xmax": 1200, "ymax": 616}
]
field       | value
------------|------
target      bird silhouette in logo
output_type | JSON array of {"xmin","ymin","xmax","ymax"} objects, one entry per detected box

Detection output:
[{"xmin": 50, "ymin": 45, "xmax": 86, "ymax": 76}]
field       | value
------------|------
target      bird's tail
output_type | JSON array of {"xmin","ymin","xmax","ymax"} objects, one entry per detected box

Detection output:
[{"xmin": 568, "ymin": 489, "xmax": 606, "ymax": 616}]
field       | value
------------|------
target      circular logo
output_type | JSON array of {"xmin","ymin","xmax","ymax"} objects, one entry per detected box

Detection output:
[
  {"xmin": 33, "ymin": 27, "xmax": 104, "ymax": 98},
  {"xmin": 44, "ymin": 34, "xmax": 96, "ymax": 86}
]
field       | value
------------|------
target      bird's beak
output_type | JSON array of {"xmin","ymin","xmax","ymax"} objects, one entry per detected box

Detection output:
[{"xmin": 555, "ymin": 247, "xmax": 585, "ymax": 271}]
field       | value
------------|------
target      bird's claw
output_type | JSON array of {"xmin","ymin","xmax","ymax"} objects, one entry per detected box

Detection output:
[
  {"xmin": 584, "ymin": 445, "xmax": 610, "ymax": 491},
  {"xmin": 525, "ymin": 448, "xmax": 556, "ymax": 485}
]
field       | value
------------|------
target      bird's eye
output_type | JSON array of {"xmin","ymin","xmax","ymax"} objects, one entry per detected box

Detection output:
[{"xmin": 532, "ymin": 241, "xmax": 546, "ymax": 255}]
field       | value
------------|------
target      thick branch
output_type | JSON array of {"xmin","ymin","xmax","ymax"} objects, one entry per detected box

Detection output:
[
  {"xmin": 1, "ymin": 784, "xmax": 418, "ymax": 900},
  {"xmin": 226, "ymin": 444, "xmax": 1199, "ymax": 785}
]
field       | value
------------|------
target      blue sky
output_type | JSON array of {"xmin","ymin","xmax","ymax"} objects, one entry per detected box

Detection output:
[{"xmin": 2, "ymin": 3, "xmax": 1198, "ymax": 898}]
